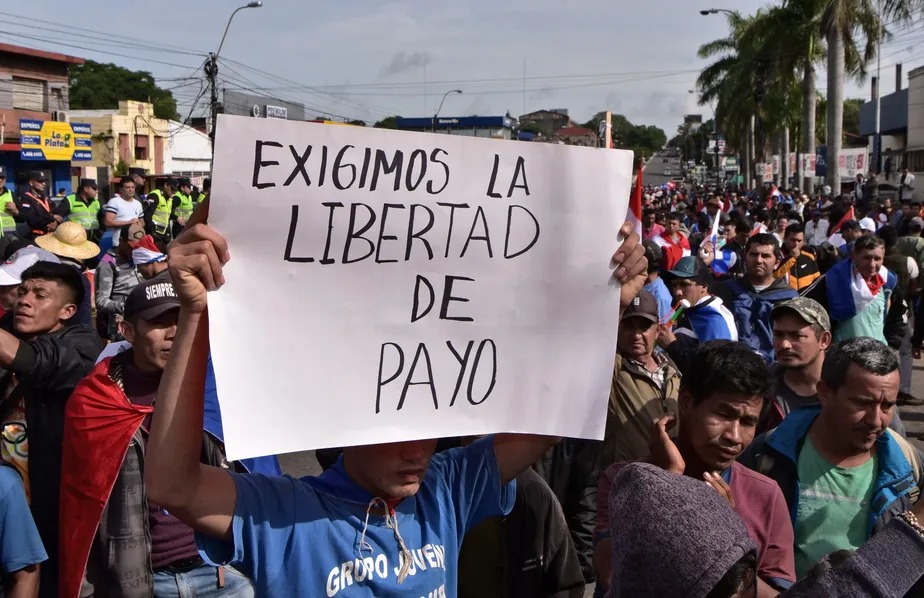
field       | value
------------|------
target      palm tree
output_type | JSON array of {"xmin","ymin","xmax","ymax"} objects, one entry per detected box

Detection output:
[
  {"xmin": 822, "ymin": 0, "xmax": 883, "ymax": 189},
  {"xmin": 758, "ymin": 0, "xmax": 825, "ymax": 191},
  {"xmin": 821, "ymin": 0, "xmax": 924, "ymax": 189},
  {"xmin": 697, "ymin": 11, "xmax": 766, "ymax": 188}
]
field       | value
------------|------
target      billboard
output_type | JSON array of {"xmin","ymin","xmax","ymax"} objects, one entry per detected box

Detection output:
[
  {"xmin": 222, "ymin": 90, "xmax": 306, "ymax": 121},
  {"xmin": 19, "ymin": 119, "xmax": 92, "ymax": 161}
]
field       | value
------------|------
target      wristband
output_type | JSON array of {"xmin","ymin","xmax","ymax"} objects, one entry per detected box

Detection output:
[{"xmin": 898, "ymin": 510, "xmax": 924, "ymax": 538}]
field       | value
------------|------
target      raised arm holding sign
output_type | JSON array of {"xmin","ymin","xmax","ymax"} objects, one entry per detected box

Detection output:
[{"xmin": 145, "ymin": 114, "xmax": 640, "ymax": 597}]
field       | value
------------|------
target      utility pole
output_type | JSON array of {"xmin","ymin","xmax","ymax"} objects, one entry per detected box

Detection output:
[
  {"xmin": 205, "ymin": 52, "xmax": 219, "ymax": 146},
  {"xmin": 208, "ymin": 2, "xmax": 262, "ymax": 147}
]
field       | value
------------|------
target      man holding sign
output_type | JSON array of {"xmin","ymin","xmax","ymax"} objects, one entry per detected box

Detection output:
[{"xmin": 144, "ymin": 219, "xmax": 644, "ymax": 597}]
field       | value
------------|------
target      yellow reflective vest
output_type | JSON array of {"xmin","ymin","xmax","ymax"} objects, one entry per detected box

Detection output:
[
  {"xmin": 66, "ymin": 193, "xmax": 100, "ymax": 230},
  {"xmin": 0, "ymin": 189, "xmax": 15, "ymax": 234},
  {"xmin": 148, "ymin": 189, "xmax": 172, "ymax": 236},
  {"xmin": 175, "ymin": 192, "xmax": 194, "ymax": 221}
]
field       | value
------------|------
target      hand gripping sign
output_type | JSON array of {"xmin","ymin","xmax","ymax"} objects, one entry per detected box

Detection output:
[{"xmin": 209, "ymin": 114, "xmax": 632, "ymax": 460}]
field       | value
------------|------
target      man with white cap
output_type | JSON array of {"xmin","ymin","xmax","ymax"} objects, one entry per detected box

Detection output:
[
  {"xmin": 859, "ymin": 216, "xmax": 878, "ymax": 235},
  {"xmin": 0, "ymin": 247, "xmax": 60, "ymax": 313}
]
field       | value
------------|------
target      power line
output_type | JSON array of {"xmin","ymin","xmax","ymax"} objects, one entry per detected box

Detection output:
[
  {"xmin": 0, "ymin": 10, "xmax": 205, "ymax": 57},
  {"xmin": 0, "ymin": 30, "xmax": 201, "ymax": 69},
  {"xmin": 216, "ymin": 60, "xmax": 378, "ymax": 121},
  {"xmin": 218, "ymin": 58, "xmax": 401, "ymax": 119}
]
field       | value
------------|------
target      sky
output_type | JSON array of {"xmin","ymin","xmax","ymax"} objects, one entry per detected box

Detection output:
[{"xmin": 4, "ymin": 0, "xmax": 921, "ymax": 137}]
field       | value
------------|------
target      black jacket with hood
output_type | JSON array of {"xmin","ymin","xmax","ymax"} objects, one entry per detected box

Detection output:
[{"xmin": 0, "ymin": 323, "xmax": 103, "ymax": 597}]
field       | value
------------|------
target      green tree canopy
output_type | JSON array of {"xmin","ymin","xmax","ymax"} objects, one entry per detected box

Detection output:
[
  {"xmin": 373, "ymin": 115, "xmax": 400, "ymax": 129},
  {"xmin": 581, "ymin": 112, "xmax": 666, "ymax": 159},
  {"xmin": 815, "ymin": 97, "xmax": 864, "ymax": 145},
  {"xmin": 69, "ymin": 60, "xmax": 179, "ymax": 120}
]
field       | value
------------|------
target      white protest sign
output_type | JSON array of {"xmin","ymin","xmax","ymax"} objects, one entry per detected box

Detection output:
[{"xmin": 209, "ymin": 114, "xmax": 632, "ymax": 460}]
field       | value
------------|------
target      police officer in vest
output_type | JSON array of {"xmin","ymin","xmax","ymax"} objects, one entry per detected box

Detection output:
[
  {"xmin": 145, "ymin": 177, "xmax": 180, "ymax": 246},
  {"xmin": 196, "ymin": 178, "xmax": 210, "ymax": 205},
  {"xmin": 173, "ymin": 177, "xmax": 195, "ymax": 238},
  {"xmin": 0, "ymin": 166, "xmax": 20, "ymax": 240},
  {"xmin": 18, "ymin": 170, "xmax": 60, "ymax": 240},
  {"xmin": 56, "ymin": 179, "xmax": 101, "ymax": 242}
]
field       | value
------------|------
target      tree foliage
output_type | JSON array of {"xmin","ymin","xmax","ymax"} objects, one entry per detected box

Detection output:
[
  {"xmin": 695, "ymin": 0, "xmax": 921, "ymax": 187},
  {"xmin": 815, "ymin": 97, "xmax": 864, "ymax": 144},
  {"xmin": 581, "ymin": 112, "xmax": 666, "ymax": 160},
  {"xmin": 668, "ymin": 119, "xmax": 716, "ymax": 165},
  {"xmin": 373, "ymin": 116, "xmax": 400, "ymax": 129},
  {"xmin": 69, "ymin": 60, "xmax": 179, "ymax": 120}
]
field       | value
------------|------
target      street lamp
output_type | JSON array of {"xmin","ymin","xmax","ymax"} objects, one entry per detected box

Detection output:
[
  {"xmin": 873, "ymin": 0, "xmax": 883, "ymax": 174},
  {"xmin": 700, "ymin": 8, "xmax": 734, "ymax": 16},
  {"xmin": 217, "ymin": 1, "xmax": 263, "ymax": 58},
  {"xmin": 432, "ymin": 89, "xmax": 463, "ymax": 133},
  {"xmin": 208, "ymin": 1, "xmax": 263, "ymax": 143}
]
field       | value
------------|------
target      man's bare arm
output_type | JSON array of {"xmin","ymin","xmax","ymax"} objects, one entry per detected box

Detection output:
[{"xmin": 144, "ymin": 225, "xmax": 237, "ymax": 540}]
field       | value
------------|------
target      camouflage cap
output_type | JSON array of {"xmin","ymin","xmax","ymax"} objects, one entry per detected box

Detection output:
[{"xmin": 771, "ymin": 297, "xmax": 830, "ymax": 332}]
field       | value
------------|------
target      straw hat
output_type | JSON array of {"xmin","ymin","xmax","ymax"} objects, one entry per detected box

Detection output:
[{"xmin": 35, "ymin": 221, "xmax": 100, "ymax": 261}]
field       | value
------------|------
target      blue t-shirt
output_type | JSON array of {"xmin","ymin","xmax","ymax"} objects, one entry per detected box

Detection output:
[
  {"xmin": 0, "ymin": 466, "xmax": 47, "ymax": 574},
  {"xmin": 643, "ymin": 277, "xmax": 673, "ymax": 323},
  {"xmin": 197, "ymin": 436, "xmax": 515, "ymax": 597}
]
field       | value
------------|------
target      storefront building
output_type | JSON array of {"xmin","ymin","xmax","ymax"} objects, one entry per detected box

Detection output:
[{"xmin": 0, "ymin": 42, "xmax": 86, "ymax": 194}]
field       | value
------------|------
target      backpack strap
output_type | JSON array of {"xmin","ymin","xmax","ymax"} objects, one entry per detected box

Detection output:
[{"xmin": 886, "ymin": 428, "xmax": 923, "ymax": 503}]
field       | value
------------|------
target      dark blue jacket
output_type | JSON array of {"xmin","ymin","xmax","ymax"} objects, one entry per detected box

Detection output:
[{"xmin": 740, "ymin": 406, "xmax": 924, "ymax": 537}]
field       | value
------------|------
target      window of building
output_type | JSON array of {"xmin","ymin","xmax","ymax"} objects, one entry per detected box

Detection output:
[
  {"xmin": 12, "ymin": 77, "xmax": 46, "ymax": 111},
  {"xmin": 134, "ymin": 135, "xmax": 149, "ymax": 161},
  {"xmin": 119, "ymin": 133, "xmax": 130, "ymax": 164}
]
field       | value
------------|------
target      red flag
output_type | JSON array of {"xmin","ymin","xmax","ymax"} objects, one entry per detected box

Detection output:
[
  {"xmin": 829, "ymin": 207, "xmax": 856, "ymax": 235},
  {"xmin": 628, "ymin": 161, "xmax": 643, "ymax": 237},
  {"xmin": 59, "ymin": 359, "xmax": 153, "ymax": 598}
]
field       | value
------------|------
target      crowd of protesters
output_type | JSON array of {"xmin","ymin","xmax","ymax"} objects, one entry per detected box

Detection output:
[{"xmin": 2, "ymin": 164, "xmax": 924, "ymax": 597}]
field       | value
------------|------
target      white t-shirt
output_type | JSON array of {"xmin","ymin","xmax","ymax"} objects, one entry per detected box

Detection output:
[{"xmin": 103, "ymin": 197, "xmax": 144, "ymax": 243}]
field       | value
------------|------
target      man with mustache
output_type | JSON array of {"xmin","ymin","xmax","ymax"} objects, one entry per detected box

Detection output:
[{"xmin": 741, "ymin": 337, "xmax": 924, "ymax": 580}]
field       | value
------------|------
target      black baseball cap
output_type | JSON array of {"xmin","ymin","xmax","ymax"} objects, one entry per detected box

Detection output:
[
  {"xmin": 123, "ymin": 275, "xmax": 180, "ymax": 322},
  {"xmin": 79, "ymin": 178, "xmax": 98, "ymax": 190},
  {"xmin": 28, "ymin": 171, "xmax": 47, "ymax": 182},
  {"xmin": 622, "ymin": 289, "xmax": 659, "ymax": 323},
  {"xmin": 0, "ymin": 166, "xmax": 7, "ymax": 177}
]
